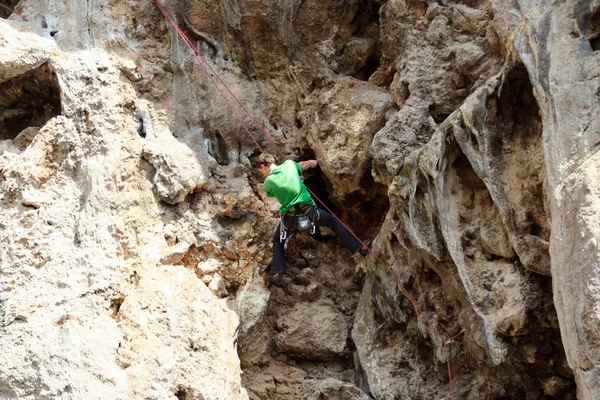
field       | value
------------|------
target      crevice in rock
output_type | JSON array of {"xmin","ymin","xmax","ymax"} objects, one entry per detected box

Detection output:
[
  {"xmin": 354, "ymin": 355, "xmax": 372, "ymax": 396},
  {"xmin": 488, "ymin": 65, "xmax": 550, "ymax": 273},
  {"xmin": 0, "ymin": 0, "xmax": 18, "ymax": 19},
  {"xmin": 136, "ymin": 117, "xmax": 146, "ymax": 138},
  {"xmin": 428, "ymin": 103, "xmax": 451, "ymax": 124},
  {"xmin": 206, "ymin": 131, "xmax": 231, "ymax": 165},
  {"xmin": 296, "ymin": 148, "xmax": 388, "ymax": 238},
  {"xmin": 361, "ymin": 53, "xmax": 381, "ymax": 81},
  {"xmin": 304, "ymin": 166, "xmax": 339, "ymax": 216},
  {"xmin": 358, "ymin": 165, "xmax": 389, "ymax": 233},
  {"xmin": 343, "ymin": 0, "xmax": 382, "ymax": 81},
  {"xmin": 344, "ymin": 39, "xmax": 381, "ymax": 82},
  {"xmin": 341, "ymin": 184, "xmax": 388, "ymax": 237},
  {"xmin": 175, "ymin": 389, "xmax": 192, "ymax": 400},
  {"xmin": 575, "ymin": 3, "xmax": 600, "ymax": 51},
  {"xmin": 587, "ymin": 7, "xmax": 600, "ymax": 50},
  {"xmin": 0, "ymin": 62, "xmax": 62, "ymax": 141},
  {"xmin": 109, "ymin": 296, "xmax": 125, "ymax": 319},
  {"xmin": 296, "ymin": 148, "xmax": 340, "ymax": 217}
]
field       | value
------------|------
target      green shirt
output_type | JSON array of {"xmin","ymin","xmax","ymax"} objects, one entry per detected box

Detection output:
[{"xmin": 264, "ymin": 160, "xmax": 314, "ymax": 215}]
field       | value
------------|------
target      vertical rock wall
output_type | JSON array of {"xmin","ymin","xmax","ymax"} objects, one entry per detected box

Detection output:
[
  {"xmin": 513, "ymin": 1, "xmax": 600, "ymax": 398},
  {"xmin": 0, "ymin": 1, "xmax": 250, "ymax": 399},
  {"xmin": 0, "ymin": 0, "xmax": 597, "ymax": 399}
]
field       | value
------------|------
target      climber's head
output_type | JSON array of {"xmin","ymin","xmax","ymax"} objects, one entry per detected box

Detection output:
[{"xmin": 256, "ymin": 152, "xmax": 277, "ymax": 177}]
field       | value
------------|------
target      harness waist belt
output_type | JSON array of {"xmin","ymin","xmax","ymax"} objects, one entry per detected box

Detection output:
[{"xmin": 286, "ymin": 203, "xmax": 314, "ymax": 216}]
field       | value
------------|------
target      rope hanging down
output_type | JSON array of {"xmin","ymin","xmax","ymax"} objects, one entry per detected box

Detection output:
[{"xmin": 154, "ymin": 1, "xmax": 455, "ymax": 398}]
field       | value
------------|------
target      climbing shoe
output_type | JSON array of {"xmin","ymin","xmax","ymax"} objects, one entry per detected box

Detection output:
[
  {"xmin": 359, "ymin": 246, "xmax": 369, "ymax": 257},
  {"xmin": 359, "ymin": 239, "xmax": 372, "ymax": 257},
  {"xmin": 267, "ymin": 272, "xmax": 283, "ymax": 287}
]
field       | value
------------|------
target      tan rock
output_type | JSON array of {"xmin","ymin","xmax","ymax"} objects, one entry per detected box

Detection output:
[
  {"xmin": 0, "ymin": 20, "xmax": 55, "ymax": 84},
  {"xmin": 208, "ymin": 274, "xmax": 228, "ymax": 298}
]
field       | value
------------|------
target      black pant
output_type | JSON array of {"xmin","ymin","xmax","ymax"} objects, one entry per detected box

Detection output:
[{"xmin": 270, "ymin": 206, "xmax": 362, "ymax": 274}]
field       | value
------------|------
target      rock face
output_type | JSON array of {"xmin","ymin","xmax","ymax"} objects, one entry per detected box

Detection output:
[
  {"xmin": 118, "ymin": 266, "xmax": 246, "ymax": 400},
  {"xmin": 300, "ymin": 76, "xmax": 393, "ymax": 202},
  {"xmin": 0, "ymin": 0, "xmax": 597, "ymax": 399},
  {"xmin": 0, "ymin": 1, "xmax": 251, "ymax": 399},
  {"xmin": 512, "ymin": 2, "xmax": 600, "ymax": 399},
  {"xmin": 275, "ymin": 302, "xmax": 349, "ymax": 360},
  {"xmin": 361, "ymin": 63, "xmax": 565, "ymax": 398}
]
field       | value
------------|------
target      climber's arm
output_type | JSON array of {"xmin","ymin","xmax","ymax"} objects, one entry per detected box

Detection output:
[{"xmin": 298, "ymin": 159, "xmax": 318, "ymax": 171}]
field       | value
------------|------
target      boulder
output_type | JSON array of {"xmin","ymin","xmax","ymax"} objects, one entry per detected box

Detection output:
[
  {"xmin": 308, "ymin": 378, "xmax": 371, "ymax": 400},
  {"xmin": 300, "ymin": 76, "xmax": 393, "ymax": 201},
  {"xmin": 275, "ymin": 302, "xmax": 349, "ymax": 360}
]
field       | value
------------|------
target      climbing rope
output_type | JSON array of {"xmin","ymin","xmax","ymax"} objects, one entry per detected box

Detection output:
[
  {"xmin": 154, "ymin": 2, "xmax": 455, "ymax": 398},
  {"xmin": 155, "ymin": 0, "xmax": 265, "ymax": 153}
]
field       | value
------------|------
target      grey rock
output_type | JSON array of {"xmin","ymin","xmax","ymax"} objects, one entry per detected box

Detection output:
[
  {"xmin": 295, "ymin": 267, "xmax": 317, "ymax": 285},
  {"xmin": 300, "ymin": 76, "xmax": 394, "ymax": 202},
  {"xmin": 275, "ymin": 302, "xmax": 349, "ymax": 360},
  {"xmin": 371, "ymin": 97, "xmax": 437, "ymax": 186},
  {"xmin": 303, "ymin": 282, "xmax": 322, "ymax": 302},
  {"xmin": 309, "ymin": 378, "xmax": 372, "ymax": 400},
  {"xmin": 237, "ymin": 274, "xmax": 271, "ymax": 367},
  {"xmin": 512, "ymin": 2, "xmax": 600, "ymax": 394}
]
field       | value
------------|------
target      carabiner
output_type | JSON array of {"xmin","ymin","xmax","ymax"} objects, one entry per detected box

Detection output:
[{"xmin": 279, "ymin": 218, "xmax": 287, "ymax": 243}]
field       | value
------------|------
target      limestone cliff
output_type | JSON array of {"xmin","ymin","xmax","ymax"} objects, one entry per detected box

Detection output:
[{"xmin": 0, "ymin": 0, "xmax": 598, "ymax": 399}]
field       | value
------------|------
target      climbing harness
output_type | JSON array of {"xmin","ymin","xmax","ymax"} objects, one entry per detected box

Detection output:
[
  {"xmin": 154, "ymin": 2, "xmax": 456, "ymax": 398},
  {"xmin": 279, "ymin": 204, "xmax": 318, "ymax": 242}
]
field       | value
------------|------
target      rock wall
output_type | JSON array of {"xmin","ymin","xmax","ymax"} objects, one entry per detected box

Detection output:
[
  {"xmin": 0, "ymin": 0, "xmax": 598, "ymax": 399},
  {"xmin": 513, "ymin": 1, "xmax": 600, "ymax": 399}
]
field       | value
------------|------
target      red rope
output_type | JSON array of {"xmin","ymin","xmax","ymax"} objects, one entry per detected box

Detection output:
[
  {"xmin": 155, "ymin": 1, "xmax": 455, "ymax": 398},
  {"xmin": 172, "ymin": 27, "xmax": 285, "ymax": 159},
  {"xmin": 305, "ymin": 186, "xmax": 454, "ymax": 398},
  {"xmin": 155, "ymin": 0, "xmax": 264, "ymax": 153}
]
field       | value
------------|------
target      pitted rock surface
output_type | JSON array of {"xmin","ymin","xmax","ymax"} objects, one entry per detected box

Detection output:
[{"xmin": 1, "ymin": 0, "xmax": 596, "ymax": 399}]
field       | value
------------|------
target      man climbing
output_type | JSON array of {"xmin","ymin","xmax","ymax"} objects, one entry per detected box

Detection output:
[{"xmin": 256, "ymin": 152, "xmax": 368, "ymax": 285}]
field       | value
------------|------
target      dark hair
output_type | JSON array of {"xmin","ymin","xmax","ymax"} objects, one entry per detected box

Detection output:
[{"xmin": 257, "ymin": 153, "xmax": 276, "ymax": 167}]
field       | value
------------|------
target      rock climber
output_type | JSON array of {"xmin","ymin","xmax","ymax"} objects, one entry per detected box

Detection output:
[{"xmin": 255, "ymin": 152, "xmax": 368, "ymax": 285}]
